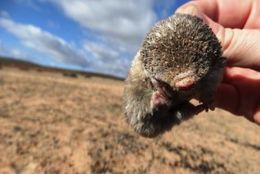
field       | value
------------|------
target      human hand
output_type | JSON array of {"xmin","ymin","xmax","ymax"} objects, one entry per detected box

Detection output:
[{"xmin": 176, "ymin": 0, "xmax": 260, "ymax": 124}]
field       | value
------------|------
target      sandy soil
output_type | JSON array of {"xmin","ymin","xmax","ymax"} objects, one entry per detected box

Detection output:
[{"xmin": 0, "ymin": 67, "xmax": 259, "ymax": 174}]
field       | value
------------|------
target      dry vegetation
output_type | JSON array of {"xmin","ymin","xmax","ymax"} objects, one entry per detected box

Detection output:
[{"xmin": 0, "ymin": 66, "xmax": 259, "ymax": 174}]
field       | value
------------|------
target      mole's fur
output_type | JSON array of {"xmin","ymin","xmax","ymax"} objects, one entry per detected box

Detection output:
[{"xmin": 123, "ymin": 13, "xmax": 225, "ymax": 137}]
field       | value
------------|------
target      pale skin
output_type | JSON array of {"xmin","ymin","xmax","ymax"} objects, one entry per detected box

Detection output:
[{"xmin": 176, "ymin": 0, "xmax": 260, "ymax": 125}]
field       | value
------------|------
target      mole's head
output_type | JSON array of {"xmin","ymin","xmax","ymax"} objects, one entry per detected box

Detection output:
[{"xmin": 140, "ymin": 13, "xmax": 222, "ymax": 91}]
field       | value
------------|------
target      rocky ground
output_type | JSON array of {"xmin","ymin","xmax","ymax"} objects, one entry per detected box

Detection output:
[{"xmin": 0, "ymin": 67, "xmax": 259, "ymax": 174}]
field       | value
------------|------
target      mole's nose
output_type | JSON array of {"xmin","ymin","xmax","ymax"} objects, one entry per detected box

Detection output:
[{"xmin": 171, "ymin": 71, "xmax": 198, "ymax": 90}]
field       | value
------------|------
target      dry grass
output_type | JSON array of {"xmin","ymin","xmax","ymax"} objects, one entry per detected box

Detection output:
[{"xmin": 0, "ymin": 67, "xmax": 259, "ymax": 174}]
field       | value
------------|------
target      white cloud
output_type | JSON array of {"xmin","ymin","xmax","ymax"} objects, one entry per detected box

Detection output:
[
  {"xmin": 47, "ymin": 0, "xmax": 158, "ymax": 76},
  {"xmin": 50, "ymin": 0, "xmax": 156, "ymax": 48},
  {"xmin": 0, "ymin": 17, "xmax": 88, "ymax": 67},
  {"xmin": 0, "ymin": 0, "xmax": 177, "ymax": 77},
  {"xmin": 83, "ymin": 40, "xmax": 129, "ymax": 75},
  {"xmin": 0, "ymin": 10, "xmax": 9, "ymax": 18},
  {"xmin": 10, "ymin": 48, "xmax": 26, "ymax": 58},
  {"xmin": 0, "ymin": 16, "xmax": 130, "ymax": 76},
  {"xmin": 84, "ymin": 41, "xmax": 119, "ymax": 62}
]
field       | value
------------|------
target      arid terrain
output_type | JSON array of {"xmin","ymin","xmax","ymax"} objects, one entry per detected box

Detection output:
[{"xmin": 0, "ymin": 64, "xmax": 259, "ymax": 174}]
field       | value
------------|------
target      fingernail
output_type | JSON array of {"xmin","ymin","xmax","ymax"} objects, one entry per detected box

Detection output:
[
  {"xmin": 176, "ymin": 4, "xmax": 197, "ymax": 14},
  {"xmin": 175, "ymin": 4, "xmax": 204, "ymax": 19}
]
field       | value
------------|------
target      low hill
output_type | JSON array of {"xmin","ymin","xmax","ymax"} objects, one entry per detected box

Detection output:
[{"xmin": 0, "ymin": 56, "xmax": 124, "ymax": 81}]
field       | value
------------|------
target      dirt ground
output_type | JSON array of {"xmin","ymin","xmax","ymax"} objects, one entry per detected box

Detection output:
[{"xmin": 0, "ymin": 67, "xmax": 259, "ymax": 174}]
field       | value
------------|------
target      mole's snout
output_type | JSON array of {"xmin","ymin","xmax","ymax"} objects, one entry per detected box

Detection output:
[{"xmin": 171, "ymin": 70, "xmax": 198, "ymax": 90}]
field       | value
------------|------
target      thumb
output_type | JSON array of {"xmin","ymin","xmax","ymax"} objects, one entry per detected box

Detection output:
[{"xmin": 176, "ymin": 4, "xmax": 260, "ymax": 70}]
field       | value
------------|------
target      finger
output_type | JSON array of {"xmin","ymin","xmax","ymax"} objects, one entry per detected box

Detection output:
[
  {"xmin": 253, "ymin": 105, "xmax": 260, "ymax": 125},
  {"xmin": 218, "ymin": 29, "xmax": 260, "ymax": 70},
  {"xmin": 176, "ymin": 4, "xmax": 260, "ymax": 70},
  {"xmin": 216, "ymin": 67, "xmax": 260, "ymax": 124},
  {"xmin": 224, "ymin": 67, "xmax": 260, "ymax": 119},
  {"xmin": 177, "ymin": 0, "xmax": 260, "ymax": 29},
  {"xmin": 223, "ymin": 67, "xmax": 260, "ymax": 82},
  {"xmin": 215, "ymin": 83, "xmax": 260, "ymax": 125},
  {"xmin": 214, "ymin": 83, "xmax": 239, "ymax": 115}
]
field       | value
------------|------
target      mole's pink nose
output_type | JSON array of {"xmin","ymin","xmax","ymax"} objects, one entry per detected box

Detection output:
[{"xmin": 171, "ymin": 71, "xmax": 198, "ymax": 90}]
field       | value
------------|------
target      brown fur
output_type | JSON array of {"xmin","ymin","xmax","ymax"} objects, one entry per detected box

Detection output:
[{"xmin": 123, "ymin": 14, "xmax": 225, "ymax": 137}]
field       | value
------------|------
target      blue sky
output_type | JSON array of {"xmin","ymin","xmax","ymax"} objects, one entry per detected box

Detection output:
[{"xmin": 0, "ymin": 0, "xmax": 188, "ymax": 77}]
